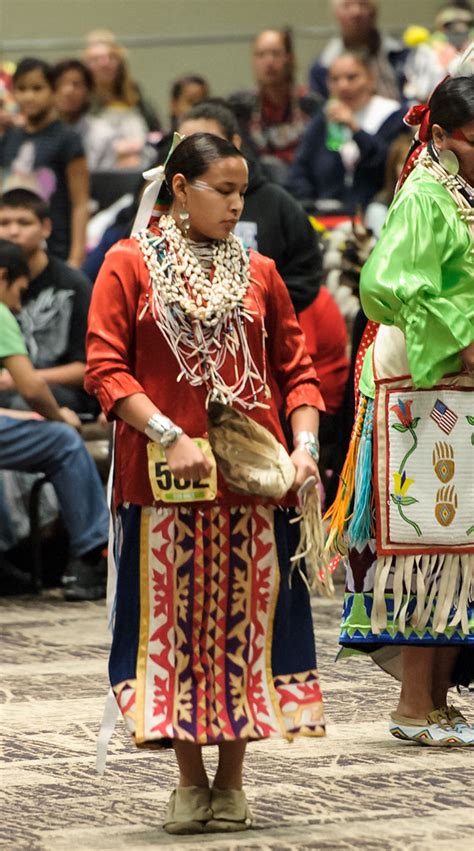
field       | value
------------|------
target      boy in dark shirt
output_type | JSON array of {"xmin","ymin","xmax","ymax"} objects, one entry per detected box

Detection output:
[
  {"xmin": 0, "ymin": 57, "xmax": 89, "ymax": 265},
  {"xmin": 0, "ymin": 188, "xmax": 95, "ymax": 414},
  {"xmin": 0, "ymin": 238, "xmax": 107, "ymax": 600}
]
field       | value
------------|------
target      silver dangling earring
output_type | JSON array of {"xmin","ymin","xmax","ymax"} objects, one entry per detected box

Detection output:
[
  {"xmin": 439, "ymin": 149, "xmax": 460, "ymax": 176},
  {"xmin": 179, "ymin": 209, "xmax": 190, "ymax": 235}
]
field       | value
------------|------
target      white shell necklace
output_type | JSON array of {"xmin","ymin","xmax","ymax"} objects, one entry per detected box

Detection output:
[
  {"xmin": 420, "ymin": 148, "xmax": 474, "ymax": 237},
  {"xmin": 135, "ymin": 215, "xmax": 269, "ymax": 410}
]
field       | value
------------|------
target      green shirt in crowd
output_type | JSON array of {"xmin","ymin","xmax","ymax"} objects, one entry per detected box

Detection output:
[{"xmin": 0, "ymin": 302, "xmax": 28, "ymax": 368}]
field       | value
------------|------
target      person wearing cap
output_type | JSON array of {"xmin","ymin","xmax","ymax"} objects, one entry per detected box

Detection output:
[{"xmin": 404, "ymin": 1, "xmax": 474, "ymax": 102}]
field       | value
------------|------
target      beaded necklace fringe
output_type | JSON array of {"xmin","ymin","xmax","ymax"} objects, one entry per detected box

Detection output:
[
  {"xmin": 134, "ymin": 219, "xmax": 335, "ymax": 597},
  {"xmin": 135, "ymin": 216, "xmax": 269, "ymax": 410},
  {"xmin": 419, "ymin": 148, "xmax": 474, "ymax": 240}
]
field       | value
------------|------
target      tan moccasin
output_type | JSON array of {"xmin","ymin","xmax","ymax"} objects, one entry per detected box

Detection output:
[
  {"xmin": 163, "ymin": 785, "xmax": 212, "ymax": 835},
  {"xmin": 206, "ymin": 787, "xmax": 253, "ymax": 833}
]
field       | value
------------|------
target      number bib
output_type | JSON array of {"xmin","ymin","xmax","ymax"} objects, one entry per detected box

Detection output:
[{"xmin": 147, "ymin": 438, "xmax": 217, "ymax": 503}]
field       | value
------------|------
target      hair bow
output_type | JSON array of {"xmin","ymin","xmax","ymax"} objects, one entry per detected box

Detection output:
[{"xmin": 404, "ymin": 103, "xmax": 431, "ymax": 141}]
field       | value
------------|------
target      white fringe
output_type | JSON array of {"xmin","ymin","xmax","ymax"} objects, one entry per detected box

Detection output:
[
  {"xmin": 371, "ymin": 553, "xmax": 474, "ymax": 636},
  {"xmin": 96, "ymin": 687, "xmax": 120, "ymax": 776}
]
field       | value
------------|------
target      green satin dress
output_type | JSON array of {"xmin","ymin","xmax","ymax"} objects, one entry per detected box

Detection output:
[
  {"xmin": 361, "ymin": 166, "xmax": 474, "ymax": 388},
  {"xmin": 338, "ymin": 165, "xmax": 474, "ymax": 682}
]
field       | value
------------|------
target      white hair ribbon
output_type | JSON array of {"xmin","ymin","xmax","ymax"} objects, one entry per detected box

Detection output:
[
  {"xmin": 131, "ymin": 132, "xmax": 185, "ymax": 234},
  {"xmin": 131, "ymin": 164, "xmax": 165, "ymax": 234}
]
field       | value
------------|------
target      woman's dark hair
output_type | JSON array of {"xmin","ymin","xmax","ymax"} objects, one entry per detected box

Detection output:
[
  {"xmin": 429, "ymin": 76, "xmax": 474, "ymax": 133},
  {"xmin": 13, "ymin": 57, "xmax": 55, "ymax": 88},
  {"xmin": 164, "ymin": 133, "xmax": 244, "ymax": 197},
  {"xmin": 52, "ymin": 58, "xmax": 94, "ymax": 91},
  {"xmin": 281, "ymin": 27, "xmax": 294, "ymax": 56},
  {"xmin": 0, "ymin": 239, "xmax": 30, "ymax": 285},
  {"xmin": 179, "ymin": 99, "xmax": 240, "ymax": 143},
  {"xmin": 279, "ymin": 27, "xmax": 295, "ymax": 84},
  {"xmin": 171, "ymin": 75, "xmax": 209, "ymax": 102}
]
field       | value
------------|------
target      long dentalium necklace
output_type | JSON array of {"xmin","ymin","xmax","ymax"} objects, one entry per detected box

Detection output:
[
  {"xmin": 420, "ymin": 146, "xmax": 474, "ymax": 238},
  {"xmin": 135, "ymin": 214, "xmax": 269, "ymax": 410}
]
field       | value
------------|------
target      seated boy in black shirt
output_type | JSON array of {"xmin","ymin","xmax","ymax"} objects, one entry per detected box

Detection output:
[{"xmin": 0, "ymin": 189, "xmax": 95, "ymax": 415}]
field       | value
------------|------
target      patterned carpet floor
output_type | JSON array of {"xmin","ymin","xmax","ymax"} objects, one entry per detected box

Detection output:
[{"xmin": 1, "ymin": 590, "xmax": 473, "ymax": 850}]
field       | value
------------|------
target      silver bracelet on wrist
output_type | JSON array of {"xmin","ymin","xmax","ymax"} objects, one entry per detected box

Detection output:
[
  {"xmin": 145, "ymin": 413, "xmax": 183, "ymax": 449},
  {"xmin": 294, "ymin": 430, "xmax": 320, "ymax": 463}
]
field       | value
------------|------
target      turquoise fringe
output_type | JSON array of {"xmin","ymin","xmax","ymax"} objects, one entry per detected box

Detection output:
[{"xmin": 347, "ymin": 395, "xmax": 374, "ymax": 549}]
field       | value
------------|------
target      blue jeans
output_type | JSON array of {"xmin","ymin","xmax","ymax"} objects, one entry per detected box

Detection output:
[{"xmin": 0, "ymin": 415, "xmax": 109, "ymax": 557}]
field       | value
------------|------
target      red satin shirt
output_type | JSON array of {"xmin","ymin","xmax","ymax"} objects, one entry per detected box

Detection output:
[{"xmin": 85, "ymin": 235, "xmax": 324, "ymax": 508}]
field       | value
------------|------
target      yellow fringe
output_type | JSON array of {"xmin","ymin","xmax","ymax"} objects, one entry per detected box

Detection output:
[{"xmin": 323, "ymin": 394, "xmax": 368, "ymax": 556}]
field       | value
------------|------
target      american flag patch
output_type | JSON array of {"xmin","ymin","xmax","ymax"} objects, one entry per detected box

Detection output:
[{"xmin": 430, "ymin": 399, "xmax": 458, "ymax": 434}]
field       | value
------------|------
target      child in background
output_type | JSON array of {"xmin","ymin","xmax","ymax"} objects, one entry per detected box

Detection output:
[
  {"xmin": 0, "ymin": 57, "xmax": 89, "ymax": 266},
  {"xmin": 53, "ymin": 59, "xmax": 116, "ymax": 172}
]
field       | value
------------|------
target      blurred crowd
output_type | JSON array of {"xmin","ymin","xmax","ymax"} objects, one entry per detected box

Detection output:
[{"xmin": 0, "ymin": 0, "xmax": 472, "ymax": 598}]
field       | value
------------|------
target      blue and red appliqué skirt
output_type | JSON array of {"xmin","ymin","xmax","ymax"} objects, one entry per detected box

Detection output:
[{"xmin": 110, "ymin": 503, "xmax": 325, "ymax": 748}]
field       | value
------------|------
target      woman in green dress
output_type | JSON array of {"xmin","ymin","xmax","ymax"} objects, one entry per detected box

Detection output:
[{"xmin": 327, "ymin": 74, "xmax": 474, "ymax": 746}]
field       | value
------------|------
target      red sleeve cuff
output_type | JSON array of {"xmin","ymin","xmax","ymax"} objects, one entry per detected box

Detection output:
[
  {"xmin": 86, "ymin": 372, "xmax": 146, "ymax": 419},
  {"xmin": 285, "ymin": 382, "xmax": 326, "ymax": 418}
]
